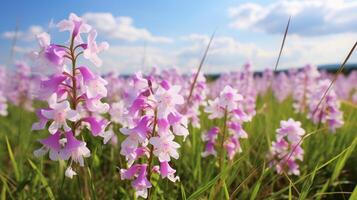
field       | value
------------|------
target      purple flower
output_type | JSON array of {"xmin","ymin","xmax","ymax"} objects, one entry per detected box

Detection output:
[
  {"xmin": 203, "ymin": 83, "xmax": 248, "ymax": 162},
  {"xmin": 120, "ymin": 164, "xmax": 141, "ymax": 180},
  {"xmin": 154, "ymin": 84, "xmax": 184, "ymax": 118},
  {"xmin": 44, "ymin": 44, "xmax": 66, "ymax": 66},
  {"xmin": 228, "ymin": 122, "xmax": 248, "ymax": 138},
  {"xmin": 168, "ymin": 112, "xmax": 189, "ymax": 140},
  {"xmin": 307, "ymin": 79, "xmax": 344, "ymax": 132},
  {"xmin": 32, "ymin": 108, "xmax": 50, "ymax": 131},
  {"xmin": 78, "ymin": 66, "xmax": 108, "ymax": 98},
  {"xmin": 132, "ymin": 165, "xmax": 152, "ymax": 199},
  {"xmin": 0, "ymin": 91, "xmax": 7, "ymax": 116},
  {"xmin": 65, "ymin": 167, "xmax": 77, "ymax": 179},
  {"xmin": 120, "ymin": 116, "xmax": 151, "ymax": 142},
  {"xmin": 57, "ymin": 13, "xmax": 91, "ymax": 42},
  {"xmin": 33, "ymin": 32, "xmax": 66, "ymax": 69},
  {"xmin": 82, "ymin": 116, "xmax": 109, "ymax": 136},
  {"xmin": 39, "ymin": 74, "xmax": 68, "ymax": 99},
  {"xmin": 83, "ymin": 29, "xmax": 109, "ymax": 67},
  {"xmin": 202, "ymin": 141, "xmax": 217, "ymax": 157},
  {"xmin": 276, "ymin": 118, "xmax": 305, "ymax": 143},
  {"xmin": 160, "ymin": 161, "xmax": 179, "ymax": 182},
  {"xmin": 85, "ymin": 96, "xmax": 110, "ymax": 113},
  {"xmin": 41, "ymin": 94, "xmax": 79, "ymax": 134},
  {"xmin": 33, "ymin": 13, "xmax": 110, "ymax": 179},
  {"xmin": 224, "ymin": 136, "xmax": 242, "ymax": 160},
  {"xmin": 34, "ymin": 131, "xmax": 62, "ymax": 160},
  {"xmin": 269, "ymin": 118, "xmax": 305, "ymax": 176},
  {"xmin": 149, "ymin": 133, "xmax": 180, "ymax": 162},
  {"xmin": 60, "ymin": 131, "xmax": 91, "ymax": 167},
  {"xmin": 218, "ymin": 85, "xmax": 243, "ymax": 111}
]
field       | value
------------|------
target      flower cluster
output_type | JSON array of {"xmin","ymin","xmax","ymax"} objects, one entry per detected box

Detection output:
[
  {"xmin": 203, "ymin": 85, "xmax": 249, "ymax": 162},
  {"xmin": 209, "ymin": 63, "xmax": 257, "ymax": 121},
  {"xmin": 119, "ymin": 73, "xmax": 188, "ymax": 198},
  {"xmin": 201, "ymin": 127, "xmax": 220, "ymax": 157},
  {"xmin": 272, "ymin": 72, "xmax": 292, "ymax": 103},
  {"xmin": 32, "ymin": 13, "xmax": 110, "ymax": 177},
  {"xmin": 0, "ymin": 66, "xmax": 7, "ymax": 116},
  {"xmin": 149, "ymin": 68, "xmax": 208, "ymax": 128},
  {"xmin": 0, "ymin": 91, "xmax": 7, "ymax": 116},
  {"xmin": 7, "ymin": 62, "xmax": 37, "ymax": 111},
  {"xmin": 292, "ymin": 65, "xmax": 320, "ymax": 113},
  {"xmin": 268, "ymin": 118, "xmax": 305, "ymax": 175},
  {"xmin": 307, "ymin": 79, "xmax": 344, "ymax": 132},
  {"xmin": 257, "ymin": 68, "xmax": 274, "ymax": 95},
  {"xmin": 177, "ymin": 72, "xmax": 207, "ymax": 128}
]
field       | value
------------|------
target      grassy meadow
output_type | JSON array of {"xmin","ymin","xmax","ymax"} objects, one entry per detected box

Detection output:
[{"xmin": 1, "ymin": 91, "xmax": 356, "ymax": 200}]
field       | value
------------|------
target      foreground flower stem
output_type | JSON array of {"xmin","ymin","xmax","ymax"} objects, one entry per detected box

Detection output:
[
  {"xmin": 68, "ymin": 34, "xmax": 90, "ymax": 199},
  {"xmin": 69, "ymin": 35, "xmax": 77, "ymax": 110},
  {"xmin": 210, "ymin": 108, "xmax": 229, "ymax": 199},
  {"xmin": 147, "ymin": 109, "xmax": 158, "ymax": 200}
]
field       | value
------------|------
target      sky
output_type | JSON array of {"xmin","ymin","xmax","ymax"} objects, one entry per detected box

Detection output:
[{"xmin": 0, "ymin": 0, "xmax": 357, "ymax": 74}]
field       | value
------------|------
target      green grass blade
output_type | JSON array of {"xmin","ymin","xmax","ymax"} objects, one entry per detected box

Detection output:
[
  {"xmin": 316, "ymin": 181, "xmax": 330, "ymax": 200},
  {"xmin": 331, "ymin": 137, "xmax": 357, "ymax": 181},
  {"xmin": 1, "ymin": 177, "xmax": 6, "ymax": 200},
  {"xmin": 190, "ymin": 172, "xmax": 224, "ymax": 200},
  {"xmin": 299, "ymin": 166, "xmax": 318, "ymax": 200},
  {"xmin": 5, "ymin": 136, "xmax": 19, "ymax": 182},
  {"xmin": 250, "ymin": 167, "xmax": 268, "ymax": 200},
  {"xmin": 272, "ymin": 142, "xmax": 356, "ymax": 198},
  {"xmin": 187, "ymin": 156, "xmax": 245, "ymax": 200},
  {"xmin": 28, "ymin": 159, "xmax": 55, "ymax": 200},
  {"xmin": 223, "ymin": 181, "xmax": 229, "ymax": 200},
  {"xmin": 87, "ymin": 167, "xmax": 97, "ymax": 200},
  {"xmin": 0, "ymin": 174, "xmax": 14, "ymax": 200},
  {"xmin": 289, "ymin": 182, "xmax": 292, "ymax": 200},
  {"xmin": 181, "ymin": 183, "xmax": 187, "ymax": 200},
  {"xmin": 349, "ymin": 185, "xmax": 357, "ymax": 200}
]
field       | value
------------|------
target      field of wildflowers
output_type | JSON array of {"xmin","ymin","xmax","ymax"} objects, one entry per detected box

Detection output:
[{"xmin": 0, "ymin": 13, "xmax": 357, "ymax": 200}]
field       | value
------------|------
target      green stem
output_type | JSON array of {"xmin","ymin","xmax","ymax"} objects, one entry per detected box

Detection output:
[
  {"xmin": 68, "ymin": 33, "xmax": 90, "ymax": 199},
  {"xmin": 147, "ymin": 109, "xmax": 158, "ymax": 200},
  {"xmin": 212, "ymin": 107, "xmax": 229, "ymax": 199},
  {"xmin": 69, "ymin": 35, "xmax": 77, "ymax": 110}
]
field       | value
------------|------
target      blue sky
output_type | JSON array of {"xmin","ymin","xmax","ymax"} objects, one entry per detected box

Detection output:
[{"xmin": 1, "ymin": 0, "xmax": 357, "ymax": 73}]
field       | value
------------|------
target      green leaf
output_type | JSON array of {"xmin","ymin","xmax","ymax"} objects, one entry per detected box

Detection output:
[
  {"xmin": 28, "ymin": 159, "xmax": 55, "ymax": 200},
  {"xmin": 180, "ymin": 183, "xmax": 187, "ymax": 200},
  {"xmin": 1, "ymin": 177, "xmax": 6, "ymax": 200},
  {"xmin": 299, "ymin": 166, "xmax": 318, "ymax": 200},
  {"xmin": 250, "ymin": 167, "xmax": 268, "ymax": 200},
  {"xmin": 289, "ymin": 182, "xmax": 292, "ymax": 200},
  {"xmin": 272, "ymin": 142, "xmax": 356, "ymax": 198},
  {"xmin": 5, "ymin": 136, "xmax": 19, "ymax": 182},
  {"xmin": 187, "ymin": 155, "xmax": 245, "ymax": 200},
  {"xmin": 87, "ymin": 167, "xmax": 97, "ymax": 200},
  {"xmin": 223, "ymin": 181, "xmax": 229, "ymax": 200},
  {"xmin": 349, "ymin": 185, "xmax": 357, "ymax": 200},
  {"xmin": 331, "ymin": 137, "xmax": 357, "ymax": 181}
]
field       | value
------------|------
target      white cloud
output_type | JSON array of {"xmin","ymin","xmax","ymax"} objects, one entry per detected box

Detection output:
[
  {"xmin": 82, "ymin": 12, "xmax": 173, "ymax": 43},
  {"xmin": 88, "ymin": 31, "xmax": 357, "ymax": 74},
  {"xmin": 279, "ymin": 33, "xmax": 357, "ymax": 66},
  {"xmin": 2, "ymin": 25, "xmax": 44, "ymax": 41},
  {"xmin": 99, "ymin": 34, "xmax": 277, "ymax": 74},
  {"xmin": 101, "ymin": 45, "xmax": 177, "ymax": 74},
  {"xmin": 13, "ymin": 45, "xmax": 33, "ymax": 53},
  {"xmin": 176, "ymin": 34, "xmax": 277, "ymax": 73},
  {"xmin": 228, "ymin": 0, "xmax": 357, "ymax": 36},
  {"xmin": 2, "ymin": 8, "xmax": 356, "ymax": 74},
  {"xmin": 6, "ymin": 31, "xmax": 357, "ymax": 74}
]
